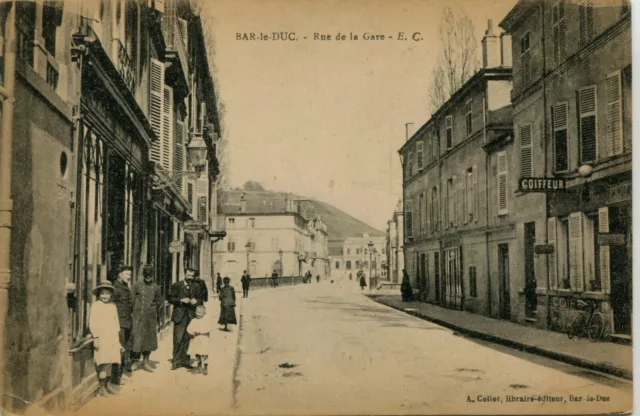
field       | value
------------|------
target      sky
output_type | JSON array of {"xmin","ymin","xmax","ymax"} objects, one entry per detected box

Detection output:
[{"xmin": 202, "ymin": 0, "xmax": 516, "ymax": 231}]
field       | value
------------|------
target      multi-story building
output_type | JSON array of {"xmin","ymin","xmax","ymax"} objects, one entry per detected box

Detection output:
[
  {"xmin": 214, "ymin": 191, "xmax": 329, "ymax": 282},
  {"xmin": 499, "ymin": 0, "xmax": 631, "ymax": 337},
  {"xmin": 0, "ymin": 0, "xmax": 224, "ymax": 412},
  {"xmin": 399, "ymin": 20, "xmax": 513, "ymax": 308},
  {"xmin": 332, "ymin": 234, "xmax": 386, "ymax": 285},
  {"xmin": 386, "ymin": 199, "xmax": 404, "ymax": 283}
]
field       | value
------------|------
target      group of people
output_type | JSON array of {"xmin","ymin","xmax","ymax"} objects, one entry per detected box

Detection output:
[
  {"xmin": 302, "ymin": 270, "xmax": 321, "ymax": 284},
  {"xmin": 90, "ymin": 265, "xmax": 239, "ymax": 397}
]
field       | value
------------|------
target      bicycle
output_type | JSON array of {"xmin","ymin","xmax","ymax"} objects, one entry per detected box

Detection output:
[{"xmin": 567, "ymin": 299, "xmax": 605, "ymax": 342}]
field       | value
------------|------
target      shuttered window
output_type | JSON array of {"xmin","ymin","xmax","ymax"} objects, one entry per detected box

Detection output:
[
  {"xmin": 416, "ymin": 142, "xmax": 424, "ymax": 170},
  {"xmin": 405, "ymin": 199, "xmax": 414, "ymax": 239},
  {"xmin": 453, "ymin": 175, "xmax": 458, "ymax": 227},
  {"xmin": 174, "ymin": 119, "xmax": 185, "ymax": 192},
  {"xmin": 197, "ymin": 196, "xmax": 207, "ymax": 222},
  {"xmin": 446, "ymin": 178, "xmax": 454, "ymax": 228},
  {"xmin": 552, "ymin": 103, "xmax": 569, "ymax": 172},
  {"xmin": 606, "ymin": 72, "xmax": 623, "ymax": 157},
  {"xmin": 520, "ymin": 124, "xmax": 533, "ymax": 178},
  {"xmin": 162, "ymin": 85, "xmax": 174, "ymax": 171},
  {"xmin": 426, "ymin": 191, "xmax": 431, "ymax": 234},
  {"xmin": 579, "ymin": 0, "xmax": 595, "ymax": 46},
  {"xmin": 548, "ymin": 217, "xmax": 558, "ymax": 289},
  {"xmin": 461, "ymin": 170, "xmax": 467, "ymax": 224},
  {"xmin": 187, "ymin": 183, "xmax": 194, "ymax": 211},
  {"xmin": 598, "ymin": 207, "xmax": 611, "ymax": 294},
  {"xmin": 407, "ymin": 151, "xmax": 413, "ymax": 178},
  {"xmin": 426, "ymin": 133, "xmax": 433, "ymax": 164},
  {"xmin": 178, "ymin": 18, "xmax": 188, "ymax": 46},
  {"xmin": 552, "ymin": 0, "xmax": 567, "ymax": 65},
  {"xmin": 465, "ymin": 100, "xmax": 472, "ymax": 136},
  {"xmin": 149, "ymin": 59, "xmax": 165, "ymax": 165},
  {"xmin": 497, "ymin": 152, "xmax": 508, "ymax": 215},
  {"xmin": 569, "ymin": 212, "xmax": 584, "ymax": 292},
  {"xmin": 520, "ymin": 33, "xmax": 531, "ymax": 87},
  {"xmin": 445, "ymin": 116, "xmax": 453, "ymax": 149},
  {"xmin": 579, "ymin": 86, "xmax": 597, "ymax": 164}
]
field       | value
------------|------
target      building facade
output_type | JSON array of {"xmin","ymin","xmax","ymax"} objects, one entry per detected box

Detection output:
[
  {"xmin": 386, "ymin": 199, "xmax": 404, "ymax": 283},
  {"xmin": 500, "ymin": 0, "xmax": 632, "ymax": 337},
  {"xmin": 0, "ymin": 0, "xmax": 224, "ymax": 412},
  {"xmin": 332, "ymin": 233, "xmax": 387, "ymax": 284}
]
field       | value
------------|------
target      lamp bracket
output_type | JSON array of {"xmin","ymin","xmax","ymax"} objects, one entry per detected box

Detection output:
[{"xmin": 152, "ymin": 170, "xmax": 200, "ymax": 190}]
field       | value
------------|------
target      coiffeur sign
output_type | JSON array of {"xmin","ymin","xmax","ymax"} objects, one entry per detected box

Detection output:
[{"xmin": 519, "ymin": 177, "xmax": 567, "ymax": 193}]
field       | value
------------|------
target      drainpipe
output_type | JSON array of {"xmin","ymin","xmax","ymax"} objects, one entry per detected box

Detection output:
[
  {"xmin": 483, "ymin": 86, "xmax": 491, "ymax": 317},
  {"xmin": 0, "ymin": 1, "xmax": 17, "ymax": 410},
  {"xmin": 540, "ymin": 2, "xmax": 551, "ymax": 329}
]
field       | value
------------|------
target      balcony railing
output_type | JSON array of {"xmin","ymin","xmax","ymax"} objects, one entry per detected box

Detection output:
[
  {"xmin": 113, "ymin": 39, "xmax": 136, "ymax": 95},
  {"xmin": 161, "ymin": 17, "xmax": 189, "ymax": 82}
]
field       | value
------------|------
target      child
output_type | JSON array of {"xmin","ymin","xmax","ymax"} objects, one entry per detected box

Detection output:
[
  {"xmin": 186, "ymin": 305, "xmax": 210, "ymax": 375},
  {"xmin": 218, "ymin": 277, "xmax": 237, "ymax": 331},
  {"xmin": 89, "ymin": 281, "xmax": 124, "ymax": 396}
]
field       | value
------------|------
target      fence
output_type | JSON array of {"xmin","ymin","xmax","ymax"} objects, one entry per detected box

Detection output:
[{"xmin": 248, "ymin": 275, "xmax": 305, "ymax": 290}]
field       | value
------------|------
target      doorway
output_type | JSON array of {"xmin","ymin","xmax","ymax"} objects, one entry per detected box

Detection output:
[
  {"xmin": 434, "ymin": 252, "xmax": 440, "ymax": 303},
  {"xmin": 524, "ymin": 222, "xmax": 537, "ymax": 319},
  {"xmin": 498, "ymin": 244, "xmax": 510, "ymax": 320},
  {"xmin": 610, "ymin": 206, "xmax": 631, "ymax": 334}
]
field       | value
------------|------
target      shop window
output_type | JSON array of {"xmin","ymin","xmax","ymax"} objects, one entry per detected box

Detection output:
[{"xmin": 469, "ymin": 266, "xmax": 477, "ymax": 297}]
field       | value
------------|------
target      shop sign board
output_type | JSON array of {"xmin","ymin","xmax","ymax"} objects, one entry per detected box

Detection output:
[
  {"xmin": 519, "ymin": 177, "xmax": 567, "ymax": 193},
  {"xmin": 599, "ymin": 233, "xmax": 626, "ymax": 246},
  {"xmin": 169, "ymin": 240, "xmax": 185, "ymax": 253}
]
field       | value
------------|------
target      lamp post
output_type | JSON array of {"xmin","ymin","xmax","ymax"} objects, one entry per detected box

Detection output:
[
  {"xmin": 152, "ymin": 135, "xmax": 209, "ymax": 189},
  {"xmin": 578, "ymin": 164, "xmax": 594, "ymax": 205},
  {"xmin": 245, "ymin": 241, "xmax": 252, "ymax": 276},
  {"xmin": 368, "ymin": 241, "xmax": 374, "ymax": 290},
  {"xmin": 278, "ymin": 248, "xmax": 283, "ymax": 276}
]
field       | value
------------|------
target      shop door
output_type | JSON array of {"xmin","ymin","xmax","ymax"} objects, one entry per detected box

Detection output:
[
  {"xmin": 610, "ymin": 206, "xmax": 631, "ymax": 334},
  {"xmin": 524, "ymin": 222, "xmax": 537, "ymax": 318},
  {"xmin": 498, "ymin": 244, "xmax": 511, "ymax": 320},
  {"xmin": 434, "ymin": 252, "xmax": 440, "ymax": 303}
]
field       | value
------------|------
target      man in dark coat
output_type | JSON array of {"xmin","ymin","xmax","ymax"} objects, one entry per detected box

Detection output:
[
  {"xmin": 216, "ymin": 273, "xmax": 223, "ymax": 294},
  {"xmin": 241, "ymin": 271, "xmax": 251, "ymax": 298},
  {"xmin": 131, "ymin": 265, "xmax": 162, "ymax": 372},
  {"xmin": 168, "ymin": 268, "xmax": 207, "ymax": 370},
  {"xmin": 111, "ymin": 265, "xmax": 133, "ymax": 385},
  {"xmin": 193, "ymin": 270, "xmax": 209, "ymax": 304},
  {"xmin": 271, "ymin": 270, "xmax": 279, "ymax": 288}
]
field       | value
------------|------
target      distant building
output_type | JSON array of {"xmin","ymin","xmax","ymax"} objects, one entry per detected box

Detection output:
[
  {"xmin": 332, "ymin": 233, "xmax": 386, "ymax": 284},
  {"xmin": 386, "ymin": 199, "xmax": 405, "ymax": 283}
]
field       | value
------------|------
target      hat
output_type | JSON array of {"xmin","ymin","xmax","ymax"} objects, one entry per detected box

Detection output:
[
  {"xmin": 223, "ymin": 277, "xmax": 230, "ymax": 283},
  {"xmin": 92, "ymin": 280, "xmax": 115, "ymax": 296}
]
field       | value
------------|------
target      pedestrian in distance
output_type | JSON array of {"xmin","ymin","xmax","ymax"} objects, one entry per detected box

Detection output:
[
  {"xmin": 271, "ymin": 269, "xmax": 279, "ymax": 288},
  {"xmin": 349, "ymin": 272, "xmax": 352, "ymax": 281},
  {"xmin": 216, "ymin": 273, "xmax": 223, "ymax": 294},
  {"xmin": 110, "ymin": 265, "xmax": 133, "ymax": 385},
  {"xmin": 359, "ymin": 272, "xmax": 367, "ymax": 290},
  {"xmin": 187, "ymin": 305, "xmax": 211, "ymax": 375},
  {"xmin": 241, "ymin": 270, "xmax": 251, "ymax": 298},
  {"xmin": 168, "ymin": 267, "xmax": 200, "ymax": 370},
  {"xmin": 89, "ymin": 281, "xmax": 124, "ymax": 397},
  {"xmin": 401, "ymin": 269, "xmax": 414, "ymax": 302},
  {"xmin": 218, "ymin": 277, "xmax": 237, "ymax": 331},
  {"xmin": 130, "ymin": 264, "xmax": 162, "ymax": 372},
  {"xmin": 316, "ymin": 274, "xmax": 320, "ymax": 283}
]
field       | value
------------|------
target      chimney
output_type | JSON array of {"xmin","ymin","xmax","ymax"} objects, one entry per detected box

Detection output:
[
  {"xmin": 500, "ymin": 32, "xmax": 512, "ymax": 67},
  {"xmin": 481, "ymin": 19, "xmax": 501, "ymax": 68}
]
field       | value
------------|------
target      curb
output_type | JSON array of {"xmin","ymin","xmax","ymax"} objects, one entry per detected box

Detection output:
[{"xmin": 368, "ymin": 295, "xmax": 633, "ymax": 381}]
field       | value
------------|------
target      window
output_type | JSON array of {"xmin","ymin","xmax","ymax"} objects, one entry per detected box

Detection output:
[
  {"xmin": 227, "ymin": 240, "xmax": 236, "ymax": 252},
  {"xmin": 42, "ymin": 1, "xmax": 59, "ymax": 56},
  {"xmin": 445, "ymin": 116, "xmax": 453, "ymax": 149},
  {"xmin": 430, "ymin": 186, "xmax": 439, "ymax": 233},
  {"xmin": 579, "ymin": 86, "xmax": 597, "ymax": 164},
  {"xmin": 568, "ymin": 212, "xmax": 584, "ymax": 291},
  {"xmin": 552, "ymin": 0, "xmax": 567, "ymax": 65},
  {"xmin": 228, "ymin": 217, "xmax": 235, "ymax": 227},
  {"xmin": 187, "ymin": 182, "xmax": 194, "ymax": 207},
  {"xmin": 432, "ymin": 132, "xmax": 439, "ymax": 161},
  {"xmin": 364, "ymin": 248, "xmax": 368, "ymax": 255},
  {"xmin": 248, "ymin": 218, "xmax": 255, "ymax": 228},
  {"xmin": 197, "ymin": 196, "xmax": 207, "ymax": 222},
  {"xmin": 427, "ymin": 133, "xmax": 433, "ymax": 164},
  {"xmin": 583, "ymin": 213, "xmax": 600, "ymax": 292},
  {"xmin": 446, "ymin": 178, "xmax": 456, "ymax": 228},
  {"xmin": 406, "ymin": 151, "xmax": 414, "ymax": 178},
  {"xmin": 552, "ymin": 103, "xmax": 569, "ymax": 171},
  {"xmin": 520, "ymin": 124, "xmax": 533, "ymax": 178},
  {"xmin": 606, "ymin": 72, "xmax": 623, "ymax": 157},
  {"xmin": 335, "ymin": 261, "xmax": 340, "ymax": 269},
  {"xmin": 355, "ymin": 261, "xmax": 361, "ymax": 269},
  {"xmin": 346, "ymin": 261, "xmax": 351, "ymax": 270},
  {"xmin": 347, "ymin": 248, "xmax": 351, "ymax": 255},
  {"xmin": 419, "ymin": 193, "xmax": 425, "ymax": 235},
  {"xmin": 497, "ymin": 152, "xmax": 508, "ymax": 215},
  {"xmin": 16, "ymin": 2, "xmax": 36, "ymax": 67},
  {"xmin": 405, "ymin": 199, "xmax": 414, "ymax": 239},
  {"xmin": 579, "ymin": 0, "xmax": 595, "ymax": 46},
  {"xmin": 416, "ymin": 142, "xmax": 424, "ymax": 170},
  {"xmin": 356, "ymin": 248, "xmax": 360, "ymax": 255},
  {"xmin": 469, "ymin": 266, "xmax": 477, "ymax": 297},
  {"xmin": 465, "ymin": 100, "xmax": 473, "ymax": 136},
  {"xmin": 465, "ymin": 167, "xmax": 477, "ymax": 223},
  {"xmin": 520, "ymin": 32, "xmax": 532, "ymax": 87}
]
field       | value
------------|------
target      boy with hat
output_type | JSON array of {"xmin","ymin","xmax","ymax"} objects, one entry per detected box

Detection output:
[{"xmin": 90, "ymin": 281, "xmax": 124, "ymax": 396}]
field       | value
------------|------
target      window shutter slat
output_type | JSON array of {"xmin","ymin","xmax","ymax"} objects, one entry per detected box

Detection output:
[
  {"xmin": 149, "ymin": 59, "xmax": 164, "ymax": 165},
  {"xmin": 453, "ymin": 175, "xmax": 458, "ymax": 227},
  {"xmin": 548, "ymin": 217, "xmax": 558, "ymax": 289},
  {"xmin": 175, "ymin": 120, "xmax": 184, "ymax": 191},
  {"xmin": 162, "ymin": 85, "xmax": 174, "ymax": 171},
  {"xmin": 569, "ymin": 212, "xmax": 584, "ymax": 292},
  {"xmin": 606, "ymin": 73, "xmax": 623, "ymax": 156},
  {"xmin": 579, "ymin": 86, "xmax": 597, "ymax": 164},
  {"xmin": 472, "ymin": 165, "xmax": 478, "ymax": 222},
  {"xmin": 461, "ymin": 171, "xmax": 467, "ymax": 224},
  {"xmin": 497, "ymin": 153, "xmax": 508, "ymax": 214},
  {"xmin": 520, "ymin": 124, "xmax": 533, "ymax": 177},
  {"xmin": 600, "ymin": 247, "xmax": 611, "ymax": 294}
]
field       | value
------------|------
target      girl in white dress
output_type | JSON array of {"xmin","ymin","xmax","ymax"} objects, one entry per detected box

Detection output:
[{"xmin": 187, "ymin": 305, "xmax": 210, "ymax": 375}]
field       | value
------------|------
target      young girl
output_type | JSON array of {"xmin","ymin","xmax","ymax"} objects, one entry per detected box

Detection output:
[
  {"xmin": 186, "ymin": 305, "xmax": 210, "ymax": 375},
  {"xmin": 218, "ymin": 277, "xmax": 237, "ymax": 331},
  {"xmin": 89, "ymin": 281, "xmax": 124, "ymax": 396}
]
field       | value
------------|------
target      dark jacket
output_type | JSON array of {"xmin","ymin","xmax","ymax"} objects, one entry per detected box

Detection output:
[
  {"xmin": 168, "ymin": 279, "xmax": 207, "ymax": 323},
  {"xmin": 112, "ymin": 279, "xmax": 133, "ymax": 329},
  {"xmin": 131, "ymin": 279, "xmax": 162, "ymax": 352},
  {"xmin": 241, "ymin": 274, "xmax": 251, "ymax": 287},
  {"xmin": 219, "ymin": 286, "xmax": 236, "ymax": 307},
  {"xmin": 216, "ymin": 275, "xmax": 223, "ymax": 289},
  {"xmin": 194, "ymin": 278, "xmax": 209, "ymax": 303}
]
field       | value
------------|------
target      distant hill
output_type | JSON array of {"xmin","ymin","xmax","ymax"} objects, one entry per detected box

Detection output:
[{"xmin": 219, "ymin": 190, "xmax": 384, "ymax": 241}]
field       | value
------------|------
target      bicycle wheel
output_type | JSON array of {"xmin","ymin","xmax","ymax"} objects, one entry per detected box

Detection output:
[
  {"xmin": 568, "ymin": 314, "xmax": 583, "ymax": 339},
  {"xmin": 587, "ymin": 312, "xmax": 605, "ymax": 342}
]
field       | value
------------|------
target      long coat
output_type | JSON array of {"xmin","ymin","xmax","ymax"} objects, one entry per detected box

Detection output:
[
  {"xmin": 89, "ymin": 301, "xmax": 121, "ymax": 365},
  {"xmin": 111, "ymin": 280, "xmax": 133, "ymax": 329},
  {"xmin": 169, "ymin": 279, "xmax": 208, "ymax": 323},
  {"xmin": 131, "ymin": 279, "xmax": 162, "ymax": 353}
]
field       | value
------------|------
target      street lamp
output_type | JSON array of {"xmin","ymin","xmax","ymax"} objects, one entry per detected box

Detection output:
[
  {"xmin": 245, "ymin": 241, "xmax": 252, "ymax": 276},
  {"xmin": 578, "ymin": 164, "xmax": 594, "ymax": 204},
  {"xmin": 152, "ymin": 135, "xmax": 209, "ymax": 189},
  {"xmin": 368, "ymin": 241, "xmax": 374, "ymax": 290}
]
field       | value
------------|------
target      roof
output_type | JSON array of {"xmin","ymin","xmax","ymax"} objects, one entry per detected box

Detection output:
[
  {"xmin": 499, "ymin": 0, "xmax": 541, "ymax": 32},
  {"xmin": 487, "ymin": 104, "xmax": 514, "ymax": 128}
]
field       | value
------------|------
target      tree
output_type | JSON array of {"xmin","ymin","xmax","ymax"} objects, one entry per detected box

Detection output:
[
  {"xmin": 243, "ymin": 181, "xmax": 266, "ymax": 191},
  {"xmin": 428, "ymin": 7, "xmax": 480, "ymax": 112}
]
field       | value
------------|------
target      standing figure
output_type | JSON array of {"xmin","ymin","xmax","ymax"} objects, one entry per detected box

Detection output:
[
  {"xmin": 216, "ymin": 273, "xmax": 223, "ymax": 294},
  {"xmin": 187, "ymin": 305, "xmax": 211, "ymax": 375},
  {"xmin": 271, "ymin": 269, "xmax": 279, "ymax": 288},
  {"xmin": 316, "ymin": 274, "xmax": 320, "ymax": 283},
  {"xmin": 241, "ymin": 271, "xmax": 251, "ymax": 298},
  {"xmin": 401, "ymin": 269, "xmax": 414, "ymax": 301},
  {"xmin": 218, "ymin": 277, "xmax": 237, "ymax": 331},
  {"xmin": 131, "ymin": 265, "xmax": 162, "ymax": 372},
  {"xmin": 89, "ymin": 281, "xmax": 123, "ymax": 396},
  {"xmin": 359, "ymin": 272, "xmax": 367, "ymax": 290},
  {"xmin": 110, "ymin": 265, "xmax": 133, "ymax": 385},
  {"xmin": 169, "ymin": 267, "xmax": 199, "ymax": 370},
  {"xmin": 349, "ymin": 272, "xmax": 352, "ymax": 281}
]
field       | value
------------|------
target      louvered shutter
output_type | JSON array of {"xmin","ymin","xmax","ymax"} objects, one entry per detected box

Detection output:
[
  {"xmin": 453, "ymin": 176, "xmax": 458, "ymax": 227},
  {"xmin": 461, "ymin": 172, "xmax": 467, "ymax": 224},
  {"xmin": 149, "ymin": 59, "xmax": 164, "ymax": 165},
  {"xmin": 569, "ymin": 212, "xmax": 584, "ymax": 292},
  {"xmin": 178, "ymin": 18, "xmax": 188, "ymax": 46},
  {"xmin": 405, "ymin": 199, "xmax": 413, "ymax": 239},
  {"xmin": 579, "ymin": 1, "xmax": 594, "ymax": 45},
  {"xmin": 497, "ymin": 152, "xmax": 508, "ymax": 215},
  {"xmin": 200, "ymin": 102, "xmax": 207, "ymax": 133},
  {"xmin": 579, "ymin": 86, "xmax": 597, "ymax": 164},
  {"xmin": 197, "ymin": 196, "xmax": 207, "ymax": 222},
  {"xmin": 520, "ymin": 124, "xmax": 533, "ymax": 178},
  {"xmin": 426, "ymin": 190, "xmax": 431, "ymax": 233},
  {"xmin": 548, "ymin": 217, "xmax": 558, "ymax": 289},
  {"xmin": 161, "ymin": 85, "xmax": 174, "ymax": 171},
  {"xmin": 553, "ymin": 103, "xmax": 569, "ymax": 171},
  {"xmin": 598, "ymin": 207, "xmax": 611, "ymax": 294},
  {"xmin": 472, "ymin": 165, "xmax": 478, "ymax": 222},
  {"xmin": 187, "ymin": 183, "xmax": 194, "ymax": 211},
  {"xmin": 417, "ymin": 142, "xmax": 424, "ymax": 170},
  {"xmin": 606, "ymin": 72, "xmax": 623, "ymax": 157},
  {"xmin": 174, "ymin": 120, "xmax": 184, "ymax": 192},
  {"xmin": 435, "ymin": 185, "xmax": 440, "ymax": 232}
]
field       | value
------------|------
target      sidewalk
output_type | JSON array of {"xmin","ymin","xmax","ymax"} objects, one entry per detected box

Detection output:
[
  {"xmin": 368, "ymin": 294, "xmax": 633, "ymax": 380},
  {"xmin": 74, "ymin": 295, "xmax": 241, "ymax": 416}
]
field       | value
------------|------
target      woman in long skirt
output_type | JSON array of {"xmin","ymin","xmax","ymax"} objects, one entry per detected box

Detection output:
[{"xmin": 218, "ymin": 277, "xmax": 237, "ymax": 331}]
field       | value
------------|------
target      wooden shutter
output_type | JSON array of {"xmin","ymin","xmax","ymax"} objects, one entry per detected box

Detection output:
[
  {"xmin": 497, "ymin": 152, "xmax": 508, "ymax": 215},
  {"xmin": 162, "ymin": 85, "xmax": 174, "ymax": 171},
  {"xmin": 606, "ymin": 72, "xmax": 623, "ymax": 157},
  {"xmin": 416, "ymin": 142, "xmax": 424, "ymax": 170},
  {"xmin": 426, "ymin": 190, "xmax": 431, "ymax": 233},
  {"xmin": 175, "ymin": 120, "xmax": 184, "ymax": 191},
  {"xmin": 461, "ymin": 172, "xmax": 467, "ymax": 224},
  {"xmin": 520, "ymin": 124, "xmax": 533, "ymax": 178},
  {"xmin": 149, "ymin": 59, "xmax": 164, "ymax": 165},
  {"xmin": 553, "ymin": 103, "xmax": 569, "ymax": 171},
  {"xmin": 569, "ymin": 212, "xmax": 584, "ymax": 292},
  {"xmin": 405, "ymin": 199, "xmax": 413, "ymax": 238},
  {"xmin": 435, "ymin": 185, "xmax": 440, "ymax": 232},
  {"xmin": 548, "ymin": 217, "xmax": 558, "ymax": 289},
  {"xmin": 579, "ymin": 86, "xmax": 597, "ymax": 164},
  {"xmin": 453, "ymin": 176, "xmax": 458, "ymax": 227},
  {"xmin": 197, "ymin": 196, "xmax": 207, "ymax": 222},
  {"xmin": 579, "ymin": 0, "xmax": 595, "ymax": 45},
  {"xmin": 472, "ymin": 165, "xmax": 478, "ymax": 222},
  {"xmin": 599, "ymin": 207, "xmax": 611, "ymax": 294},
  {"xmin": 178, "ymin": 18, "xmax": 188, "ymax": 46}
]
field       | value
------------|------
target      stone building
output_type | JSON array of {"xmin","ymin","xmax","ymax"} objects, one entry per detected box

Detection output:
[
  {"xmin": 500, "ymin": 0, "xmax": 632, "ymax": 338},
  {"xmin": 386, "ymin": 199, "xmax": 404, "ymax": 283}
]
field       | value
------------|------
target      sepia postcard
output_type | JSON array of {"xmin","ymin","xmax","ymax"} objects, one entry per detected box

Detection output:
[{"xmin": 0, "ymin": 0, "xmax": 634, "ymax": 415}]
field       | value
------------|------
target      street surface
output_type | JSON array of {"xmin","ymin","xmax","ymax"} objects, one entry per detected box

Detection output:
[{"xmin": 234, "ymin": 277, "xmax": 632, "ymax": 415}]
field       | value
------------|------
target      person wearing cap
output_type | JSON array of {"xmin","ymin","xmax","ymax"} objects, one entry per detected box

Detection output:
[
  {"xmin": 110, "ymin": 265, "xmax": 133, "ymax": 385},
  {"xmin": 131, "ymin": 264, "xmax": 162, "ymax": 372},
  {"xmin": 89, "ymin": 280, "xmax": 124, "ymax": 396}
]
